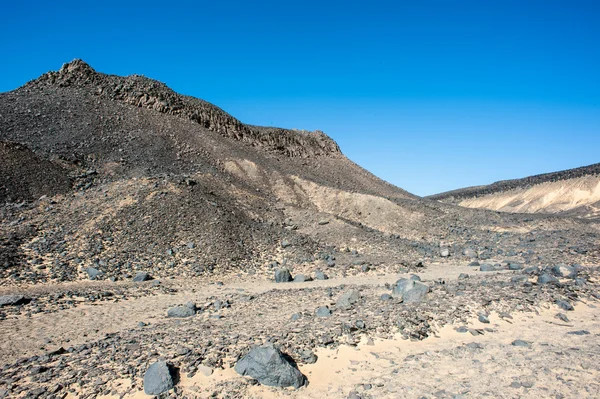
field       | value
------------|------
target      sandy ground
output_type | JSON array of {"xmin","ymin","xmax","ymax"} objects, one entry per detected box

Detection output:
[
  {"xmin": 0, "ymin": 263, "xmax": 482, "ymax": 363},
  {"xmin": 3, "ymin": 263, "xmax": 598, "ymax": 399},
  {"xmin": 95, "ymin": 300, "xmax": 600, "ymax": 399}
]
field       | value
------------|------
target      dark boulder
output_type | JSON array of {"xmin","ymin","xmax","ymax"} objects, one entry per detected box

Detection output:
[
  {"xmin": 274, "ymin": 269, "xmax": 292, "ymax": 283},
  {"xmin": 143, "ymin": 361, "xmax": 175, "ymax": 395},
  {"xmin": 133, "ymin": 272, "xmax": 152, "ymax": 282},
  {"xmin": 234, "ymin": 344, "xmax": 307, "ymax": 388}
]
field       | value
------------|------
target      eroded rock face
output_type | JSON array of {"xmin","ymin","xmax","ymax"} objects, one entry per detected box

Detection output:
[
  {"xmin": 234, "ymin": 344, "xmax": 307, "ymax": 388},
  {"xmin": 30, "ymin": 60, "xmax": 341, "ymax": 158}
]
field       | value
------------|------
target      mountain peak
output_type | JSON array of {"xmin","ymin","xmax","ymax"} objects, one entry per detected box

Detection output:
[
  {"xmin": 59, "ymin": 59, "xmax": 96, "ymax": 75},
  {"xmin": 24, "ymin": 60, "xmax": 341, "ymax": 158}
]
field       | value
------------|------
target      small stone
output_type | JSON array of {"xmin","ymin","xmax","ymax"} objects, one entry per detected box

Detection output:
[
  {"xmin": 555, "ymin": 299, "xmax": 574, "ymax": 311},
  {"xmin": 86, "ymin": 267, "xmax": 103, "ymax": 280},
  {"xmin": 478, "ymin": 314, "xmax": 490, "ymax": 324},
  {"xmin": 511, "ymin": 340, "xmax": 531, "ymax": 347},
  {"xmin": 197, "ymin": 365, "xmax": 214, "ymax": 376},
  {"xmin": 555, "ymin": 313, "xmax": 569, "ymax": 322},
  {"xmin": 567, "ymin": 330, "xmax": 590, "ymax": 335},
  {"xmin": 479, "ymin": 264, "xmax": 497, "ymax": 272},
  {"xmin": 538, "ymin": 274, "xmax": 559, "ymax": 285},
  {"xmin": 315, "ymin": 306, "xmax": 332, "ymax": 317},
  {"xmin": 314, "ymin": 270, "xmax": 329, "ymax": 280},
  {"xmin": 336, "ymin": 289, "xmax": 360, "ymax": 310},
  {"xmin": 274, "ymin": 269, "xmax": 292, "ymax": 283},
  {"xmin": 293, "ymin": 274, "xmax": 312, "ymax": 283},
  {"xmin": 133, "ymin": 272, "xmax": 151, "ymax": 282},
  {"xmin": 167, "ymin": 305, "xmax": 196, "ymax": 318}
]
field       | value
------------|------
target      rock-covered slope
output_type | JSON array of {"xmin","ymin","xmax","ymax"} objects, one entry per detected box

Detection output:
[
  {"xmin": 429, "ymin": 163, "xmax": 600, "ymax": 219},
  {"xmin": 1, "ymin": 60, "xmax": 598, "ymax": 287}
]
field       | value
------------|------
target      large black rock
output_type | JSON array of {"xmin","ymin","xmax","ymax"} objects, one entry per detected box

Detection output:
[
  {"xmin": 143, "ymin": 361, "xmax": 175, "ymax": 395},
  {"xmin": 234, "ymin": 344, "xmax": 307, "ymax": 388}
]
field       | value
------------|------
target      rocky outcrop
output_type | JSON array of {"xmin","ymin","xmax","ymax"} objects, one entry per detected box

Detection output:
[{"xmin": 27, "ymin": 60, "xmax": 341, "ymax": 158}]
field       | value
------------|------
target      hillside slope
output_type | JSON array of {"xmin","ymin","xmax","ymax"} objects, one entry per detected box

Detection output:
[
  {"xmin": 429, "ymin": 163, "xmax": 600, "ymax": 219},
  {"xmin": 1, "ymin": 60, "xmax": 598, "ymax": 286}
]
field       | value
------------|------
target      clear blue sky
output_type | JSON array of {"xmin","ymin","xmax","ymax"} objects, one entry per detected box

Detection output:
[{"xmin": 2, "ymin": 1, "xmax": 599, "ymax": 196}]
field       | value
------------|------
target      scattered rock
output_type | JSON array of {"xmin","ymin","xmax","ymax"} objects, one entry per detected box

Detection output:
[
  {"xmin": 0, "ymin": 294, "xmax": 31, "ymax": 307},
  {"xmin": 555, "ymin": 299, "xmax": 574, "ymax": 311},
  {"xmin": 511, "ymin": 339, "xmax": 531, "ymax": 347},
  {"xmin": 336, "ymin": 289, "xmax": 360, "ymax": 310},
  {"xmin": 274, "ymin": 269, "xmax": 292, "ymax": 283},
  {"xmin": 86, "ymin": 267, "xmax": 103, "ymax": 280},
  {"xmin": 133, "ymin": 272, "xmax": 152, "ymax": 282},
  {"xmin": 567, "ymin": 330, "xmax": 590, "ymax": 335},
  {"xmin": 555, "ymin": 313, "xmax": 570, "ymax": 322},
  {"xmin": 393, "ymin": 279, "xmax": 429, "ymax": 303},
  {"xmin": 143, "ymin": 361, "xmax": 175, "ymax": 395},
  {"xmin": 480, "ymin": 264, "xmax": 497, "ymax": 272},
  {"xmin": 234, "ymin": 344, "xmax": 307, "ymax": 388},
  {"xmin": 293, "ymin": 274, "xmax": 312, "ymax": 283},
  {"xmin": 314, "ymin": 270, "xmax": 329, "ymax": 280},
  {"xmin": 167, "ymin": 305, "xmax": 196, "ymax": 318},
  {"xmin": 315, "ymin": 306, "xmax": 332, "ymax": 317},
  {"xmin": 538, "ymin": 274, "xmax": 559, "ymax": 285}
]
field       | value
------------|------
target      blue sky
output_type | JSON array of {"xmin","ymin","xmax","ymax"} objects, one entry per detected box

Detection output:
[{"xmin": 1, "ymin": 1, "xmax": 599, "ymax": 195}]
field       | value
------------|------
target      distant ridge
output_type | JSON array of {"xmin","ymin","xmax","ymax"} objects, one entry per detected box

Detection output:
[
  {"xmin": 26, "ymin": 59, "xmax": 341, "ymax": 158},
  {"xmin": 429, "ymin": 162, "xmax": 600, "ymax": 201},
  {"xmin": 429, "ymin": 162, "xmax": 600, "ymax": 219}
]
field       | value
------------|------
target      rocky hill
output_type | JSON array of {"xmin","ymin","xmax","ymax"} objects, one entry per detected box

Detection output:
[
  {"xmin": 429, "ymin": 163, "xmax": 600, "ymax": 219},
  {"xmin": 0, "ymin": 60, "xmax": 598, "ymax": 287},
  {"xmin": 1, "ymin": 60, "xmax": 600, "ymax": 399}
]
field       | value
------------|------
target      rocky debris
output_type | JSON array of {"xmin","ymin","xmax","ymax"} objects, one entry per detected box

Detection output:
[
  {"xmin": 567, "ymin": 330, "xmax": 590, "ymax": 335},
  {"xmin": 555, "ymin": 299, "xmax": 574, "ymax": 311},
  {"xmin": 336, "ymin": 289, "xmax": 361, "ymax": 310},
  {"xmin": 392, "ymin": 279, "xmax": 429, "ymax": 303},
  {"xmin": 167, "ymin": 303, "xmax": 196, "ymax": 318},
  {"xmin": 132, "ymin": 272, "xmax": 152, "ymax": 282},
  {"xmin": 0, "ymin": 294, "xmax": 30, "ymax": 307},
  {"xmin": 86, "ymin": 267, "xmax": 103, "ymax": 280},
  {"xmin": 511, "ymin": 339, "xmax": 531, "ymax": 347},
  {"xmin": 234, "ymin": 344, "xmax": 307, "ymax": 388},
  {"xmin": 274, "ymin": 269, "xmax": 293, "ymax": 283},
  {"xmin": 538, "ymin": 274, "xmax": 559, "ymax": 285},
  {"xmin": 143, "ymin": 361, "xmax": 175, "ymax": 395},
  {"xmin": 555, "ymin": 313, "xmax": 570, "ymax": 322},
  {"xmin": 315, "ymin": 270, "xmax": 329, "ymax": 280},
  {"xmin": 440, "ymin": 248, "xmax": 450, "ymax": 257},
  {"xmin": 463, "ymin": 248, "xmax": 477, "ymax": 258},
  {"xmin": 316, "ymin": 306, "xmax": 332, "ymax": 317},
  {"xmin": 551, "ymin": 264, "xmax": 576, "ymax": 278},
  {"xmin": 293, "ymin": 274, "xmax": 312, "ymax": 283},
  {"xmin": 480, "ymin": 264, "xmax": 498, "ymax": 272},
  {"xmin": 299, "ymin": 349, "xmax": 318, "ymax": 364},
  {"xmin": 508, "ymin": 263, "xmax": 523, "ymax": 270}
]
